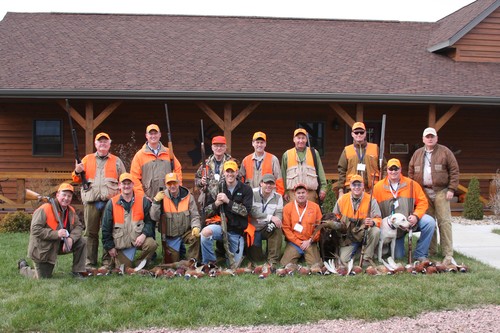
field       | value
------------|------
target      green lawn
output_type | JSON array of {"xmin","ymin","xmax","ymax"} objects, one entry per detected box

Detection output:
[{"xmin": 1, "ymin": 232, "xmax": 499, "ymax": 332}]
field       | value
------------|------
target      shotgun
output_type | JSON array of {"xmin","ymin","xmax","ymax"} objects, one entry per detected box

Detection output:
[
  {"xmin": 379, "ymin": 114, "xmax": 387, "ymax": 175},
  {"xmin": 200, "ymin": 119, "xmax": 208, "ymax": 229},
  {"xmin": 66, "ymin": 99, "xmax": 90, "ymax": 190},
  {"xmin": 164, "ymin": 103, "xmax": 176, "ymax": 172},
  {"xmin": 49, "ymin": 197, "xmax": 70, "ymax": 251},
  {"xmin": 158, "ymin": 186, "xmax": 173, "ymax": 264},
  {"xmin": 359, "ymin": 172, "xmax": 377, "ymax": 266},
  {"xmin": 219, "ymin": 181, "xmax": 235, "ymax": 268},
  {"xmin": 408, "ymin": 181, "xmax": 414, "ymax": 265}
]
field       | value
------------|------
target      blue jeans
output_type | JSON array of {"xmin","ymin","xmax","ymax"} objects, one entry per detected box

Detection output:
[
  {"xmin": 201, "ymin": 224, "xmax": 244, "ymax": 265},
  {"xmin": 395, "ymin": 214, "xmax": 436, "ymax": 260}
]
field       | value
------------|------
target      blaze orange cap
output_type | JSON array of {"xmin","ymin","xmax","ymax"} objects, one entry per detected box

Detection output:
[
  {"xmin": 252, "ymin": 131, "xmax": 267, "ymax": 141},
  {"xmin": 165, "ymin": 173, "xmax": 179, "ymax": 184},
  {"xmin": 293, "ymin": 128, "xmax": 308, "ymax": 137},
  {"xmin": 58, "ymin": 183, "xmax": 74, "ymax": 193},
  {"xmin": 94, "ymin": 132, "xmax": 110, "ymax": 141},
  {"xmin": 293, "ymin": 183, "xmax": 307, "ymax": 191},
  {"xmin": 119, "ymin": 173, "xmax": 135, "ymax": 183},
  {"xmin": 387, "ymin": 158, "xmax": 401, "ymax": 169},
  {"xmin": 146, "ymin": 124, "xmax": 160, "ymax": 133},
  {"xmin": 350, "ymin": 174, "xmax": 364, "ymax": 184},
  {"xmin": 212, "ymin": 136, "xmax": 226, "ymax": 144},
  {"xmin": 352, "ymin": 122, "xmax": 366, "ymax": 131},
  {"xmin": 223, "ymin": 160, "xmax": 238, "ymax": 171}
]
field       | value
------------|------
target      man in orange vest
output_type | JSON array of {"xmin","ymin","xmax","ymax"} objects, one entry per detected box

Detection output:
[
  {"xmin": 130, "ymin": 124, "xmax": 183, "ymax": 200},
  {"xmin": 281, "ymin": 128, "xmax": 327, "ymax": 203},
  {"xmin": 332, "ymin": 175, "xmax": 381, "ymax": 266},
  {"xmin": 280, "ymin": 183, "xmax": 323, "ymax": 267},
  {"xmin": 240, "ymin": 131, "xmax": 284, "ymax": 195},
  {"xmin": 19, "ymin": 183, "xmax": 87, "ymax": 279},
  {"xmin": 101, "ymin": 173, "xmax": 158, "ymax": 269},
  {"xmin": 72, "ymin": 132, "xmax": 126, "ymax": 270},
  {"xmin": 150, "ymin": 173, "xmax": 201, "ymax": 262},
  {"xmin": 338, "ymin": 122, "xmax": 385, "ymax": 195}
]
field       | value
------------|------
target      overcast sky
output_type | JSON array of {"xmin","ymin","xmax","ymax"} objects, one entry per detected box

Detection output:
[{"xmin": 0, "ymin": 0, "xmax": 476, "ymax": 22}]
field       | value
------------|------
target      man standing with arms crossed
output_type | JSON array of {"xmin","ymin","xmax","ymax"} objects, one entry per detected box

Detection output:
[
  {"xmin": 240, "ymin": 131, "xmax": 284, "ymax": 195},
  {"xmin": 409, "ymin": 127, "xmax": 459, "ymax": 265},
  {"xmin": 73, "ymin": 132, "xmax": 126, "ymax": 269}
]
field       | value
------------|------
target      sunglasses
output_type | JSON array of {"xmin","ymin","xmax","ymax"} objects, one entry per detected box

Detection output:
[
  {"xmin": 353, "ymin": 131, "xmax": 365, "ymax": 135},
  {"xmin": 388, "ymin": 167, "xmax": 400, "ymax": 171}
]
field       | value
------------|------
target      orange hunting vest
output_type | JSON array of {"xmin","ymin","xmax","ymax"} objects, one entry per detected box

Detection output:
[
  {"xmin": 162, "ymin": 194, "xmax": 190, "ymax": 213},
  {"xmin": 111, "ymin": 193, "xmax": 145, "ymax": 224},
  {"xmin": 286, "ymin": 148, "xmax": 315, "ymax": 169},
  {"xmin": 344, "ymin": 143, "xmax": 379, "ymax": 186},
  {"xmin": 41, "ymin": 203, "xmax": 75, "ymax": 231},
  {"xmin": 242, "ymin": 153, "xmax": 285, "ymax": 195},
  {"xmin": 84, "ymin": 154, "xmax": 119, "ymax": 180}
]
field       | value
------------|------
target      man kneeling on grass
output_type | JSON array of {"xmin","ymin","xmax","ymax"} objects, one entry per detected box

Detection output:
[
  {"xmin": 101, "ymin": 173, "xmax": 157, "ymax": 269},
  {"xmin": 19, "ymin": 183, "xmax": 87, "ymax": 279}
]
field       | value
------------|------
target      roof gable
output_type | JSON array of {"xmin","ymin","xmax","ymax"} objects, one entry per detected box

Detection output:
[{"xmin": 428, "ymin": 0, "xmax": 500, "ymax": 52}]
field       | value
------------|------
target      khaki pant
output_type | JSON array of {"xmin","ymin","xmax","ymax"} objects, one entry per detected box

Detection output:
[
  {"xmin": 246, "ymin": 228, "xmax": 283, "ymax": 265},
  {"xmin": 427, "ymin": 189, "xmax": 453, "ymax": 257},
  {"xmin": 115, "ymin": 237, "xmax": 158, "ymax": 269},
  {"xmin": 21, "ymin": 237, "xmax": 87, "ymax": 279},
  {"xmin": 162, "ymin": 230, "xmax": 201, "ymax": 262},
  {"xmin": 84, "ymin": 202, "xmax": 111, "ymax": 268},
  {"xmin": 280, "ymin": 242, "xmax": 321, "ymax": 267},
  {"xmin": 339, "ymin": 226, "xmax": 379, "ymax": 264}
]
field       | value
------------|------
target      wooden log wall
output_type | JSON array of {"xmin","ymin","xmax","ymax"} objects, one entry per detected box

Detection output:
[
  {"xmin": 0, "ymin": 100, "xmax": 498, "ymax": 202},
  {"xmin": 452, "ymin": 7, "xmax": 500, "ymax": 63}
]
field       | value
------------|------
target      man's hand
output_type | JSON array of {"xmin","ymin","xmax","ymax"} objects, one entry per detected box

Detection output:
[
  {"xmin": 364, "ymin": 217, "xmax": 374, "ymax": 228},
  {"xmin": 192, "ymin": 227, "xmax": 201, "ymax": 238},
  {"xmin": 108, "ymin": 248, "xmax": 117, "ymax": 258},
  {"xmin": 62, "ymin": 237, "xmax": 73, "ymax": 253},
  {"xmin": 74, "ymin": 161, "xmax": 84, "ymax": 174},
  {"xmin": 270, "ymin": 216, "xmax": 282, "ymax": 228},
  {"xmin": 408, "ymin": 214, "xmax": 418, "ymax": 227},
  {"xmin": 319, "ymin": 190, "xmax": 326, "ymax": 201},
  {"xmin": 300, "ymin": 238, "xmax": 312, "ymax": 251},
  {"xmin": 216, "ymin": 193, "xmax": 229, "ymax": 204},
  {"xmin": 338, "ymin": 189, "xmax": 344, "ymax": 196},
  {"xmin": 154, "ymin": 191, "xmax": 165, "ymax": 202},
  {"xmin": 446, "ymin": 190, "xmax": 454, "ymax": 201},
  {"xmin": 133, "ymin": 234, "xmax": 146, "ymax": 247}
]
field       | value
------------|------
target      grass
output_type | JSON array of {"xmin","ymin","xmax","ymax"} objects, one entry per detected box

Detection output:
[
  {"xmin": 492, "ymin": 229, "xmax": 500, "ymax": 236},
  {"xmin": 1, "ymin": 232, "xmax": 499, "ymax": 332}
]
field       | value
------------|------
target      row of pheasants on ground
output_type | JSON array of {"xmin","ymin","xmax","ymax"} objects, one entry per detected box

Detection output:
[{"xmin": 84, "ymin": 256, "xmax": 469, "ymax": 278}]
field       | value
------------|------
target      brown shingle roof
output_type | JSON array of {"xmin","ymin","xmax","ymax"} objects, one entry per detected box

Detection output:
[
  {"xmin": 428, "ymin": 0, "xmax": 500, "ymax": 51},
  {"xmin": 0, "ymin": 11, "xmax": 499, "ymax": 101}
]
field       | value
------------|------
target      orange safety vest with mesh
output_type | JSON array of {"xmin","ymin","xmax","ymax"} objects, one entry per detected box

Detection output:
[
  {"xmin": 84, "ymin": 154, "xmax": 119, "ymax": 180},
  {"xmin": 335, "ymin": 193, "xmax": 381, "ymax": 228},
  {"xmin": 162, "ymin": 193, "xmax": 190, "ymax": 213},
  {"xmin": 242, "ymin": 153, "xmax": 285, "ymax": 195},
  {"xmin": 344, "ymin": 143, "xmax": 379, "ymax": 186},
  {"xmin": 286, "ymin": 148, "xmax": 315, "ymax": 169},
  {"xmin": 41, "ymin": 204, "xmax": 75, "ymax": 230},
  {"xmin": 111, "ymin": 193, "xmax": 145, "ymax": 224}
]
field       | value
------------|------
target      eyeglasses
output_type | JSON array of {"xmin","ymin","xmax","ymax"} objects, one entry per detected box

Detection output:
[
  {"xmin": 388, "ymin": 167, "xmax": 400, "ymax": 171},
  {"xmin": 351, "ymin": 183, "xmax": 363, "ymax": 188},
  {"xmin": 353, "ymin": 131, "xmax": 365, "ymax": 135}
]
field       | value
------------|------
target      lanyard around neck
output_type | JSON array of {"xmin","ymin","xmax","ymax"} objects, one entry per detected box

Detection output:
[{"xmin": 294, "ymin": 200, "xmax": 308, "ymax": 224}]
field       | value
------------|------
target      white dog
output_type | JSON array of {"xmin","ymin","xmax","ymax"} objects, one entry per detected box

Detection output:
[{"xmin": 378, "ymin": 213, "xmax": 411, "ymax": 262}]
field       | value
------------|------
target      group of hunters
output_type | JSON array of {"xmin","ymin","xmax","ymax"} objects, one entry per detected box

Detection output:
[{"xmin": 18, "ymin": 121, "xmax": 460, "ymax": 278}]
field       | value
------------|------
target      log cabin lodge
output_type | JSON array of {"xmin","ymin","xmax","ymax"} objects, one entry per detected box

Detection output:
[{"xmin": 0, "ymin": 0, "xmax": 499, "ymax": 212}]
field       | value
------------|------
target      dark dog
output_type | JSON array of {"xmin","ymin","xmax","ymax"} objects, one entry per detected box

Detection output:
[{"xmin": 319, "ymin": 213, "xmax": 341, "ymax": 261}]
